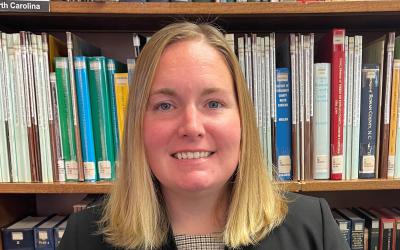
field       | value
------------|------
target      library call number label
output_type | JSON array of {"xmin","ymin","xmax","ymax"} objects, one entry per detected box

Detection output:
[{"xmin": 0, "ymin": 0, "xmax": 49, "ymax": 12}]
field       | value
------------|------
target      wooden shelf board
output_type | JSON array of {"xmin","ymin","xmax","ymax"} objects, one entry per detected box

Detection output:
[
  {"xmin": 0, "ymin": 181, "xmax": 299, "ymax": 193},
  {"xmin": 301, "ymin": 179, "xmax": 400, "ymax": 192},
  {"xmin": 0, "ymin": 182, "xmax": 112, "ymax": 193},
  {"xmin": 48, "ymin": 1, "xmax": 400, "ymax": 15}
]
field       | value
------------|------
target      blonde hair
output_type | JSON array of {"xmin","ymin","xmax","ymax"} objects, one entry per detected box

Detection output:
[{"xmin": 100, "ymin": 22, "xmax": 287, "ymax": 249}]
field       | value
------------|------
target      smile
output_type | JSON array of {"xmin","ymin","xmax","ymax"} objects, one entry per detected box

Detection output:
[{"xmin": 172, "ymin": 151, "xmax": 214, "ymax": 160}]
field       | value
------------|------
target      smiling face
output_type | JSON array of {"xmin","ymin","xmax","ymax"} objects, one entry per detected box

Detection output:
[{"xmin": 143, "ymin": 39, "xmax": 241, "ymax": 195}]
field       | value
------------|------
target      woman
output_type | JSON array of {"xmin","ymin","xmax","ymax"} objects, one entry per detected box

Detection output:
[{"xmin": 58, "ymin": 22, "xmax": 349, "ymax": 250}]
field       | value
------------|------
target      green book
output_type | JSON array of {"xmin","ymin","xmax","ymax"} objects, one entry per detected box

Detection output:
[
  {"xmin": 55, "ymin": 57, "xmax": 78, "ymax": 182},
  {"xmin": 88, "ymin": 57, "xmax": 116, "ymax": 181}
]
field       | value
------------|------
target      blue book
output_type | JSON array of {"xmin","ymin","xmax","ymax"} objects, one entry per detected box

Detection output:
[
  {"xmin": 275, "ymin": 68, "xmax": 292, "ymax": 180},
  {"xmin": 358, "ymin": 64, "xmax": 379, "ymax": 179},
  {"xmin": 34, "ymin": 215, "xmax": 67, "ymax": 250},
  {"xmin": 352, "ymin": 207, "xmax": 379, "ymax": 250},
  {"xmin": 74, "ymin": 56, "xmax": 97, "ymax": 182},
  {"xmin": 337, "ymin": 208, "xmax": 365, "ymax": 250},
  {"xmin": 2, "ymin": 216, "xmax": 49, "ymax": 250},
  {"xmin": 332, "ymin": 209, "xmax": 351, "ymax": 247},
  {"xmin": 53, "ymin": 218, "xmax": 68, "ymax": 248},
  {"xmin": 313, "ymin": 63, "xmax": 331, "ymax": 179},
  {"xmin": 106, "ymin": 59, "xmax": 121, "ymax": 161}
]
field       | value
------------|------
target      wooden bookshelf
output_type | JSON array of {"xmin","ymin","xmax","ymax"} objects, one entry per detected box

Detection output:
[
  {"xmin": 1, "ymin": 1, "xmax": 400, "ymax": 32},
  {"xmin": 0, "ymin": 179, "xmax": 399, "ymax": 193}
]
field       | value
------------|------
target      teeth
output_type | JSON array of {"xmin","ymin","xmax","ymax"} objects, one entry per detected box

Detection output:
[{"xmin": 174, "ymin": 151, "xmax": 212, "ymax": 160}]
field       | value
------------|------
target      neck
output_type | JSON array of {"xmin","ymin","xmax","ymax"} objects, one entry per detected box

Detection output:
[{"xmin": 162, "ymin": 185, "xmax": 230, "ymax": 235}]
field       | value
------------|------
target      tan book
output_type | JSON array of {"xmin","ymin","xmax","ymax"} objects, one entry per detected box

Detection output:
[{"xmin": 388, "ymin": 59, "xmax": 400, "ymax": 178}]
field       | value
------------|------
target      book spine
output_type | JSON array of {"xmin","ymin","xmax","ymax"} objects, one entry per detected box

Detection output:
[
  {"xmin": 275, "ymin": 68, "xmax": 292, "ymax": 180},
  {"xmin": 313, "ymin": 63, "xmax": 331, "ymax": 179},
  {"xmin": 237, "ymin": 36, "xmax": 245, "ymax": 75},
  {"xmin": 304, "ymin": 35, "xmax": 311, "ymax": 180},
  {"xmin": 343, "ymin": 36, "xmax": 348, "ymax": 180},
  {"xmin": 389, "ymin": 59, "xmax": 400, "ymax": 179},
  {"xmin": 74, "ymin": 56, "xmax": 97, "ymax": 182},
  {"xmin": 50, "ymin": 72, "xmax": 66, "ymax": 182},
  {"xmin": 330, "ymin": 28, "xmax": 346, "ymax": 180},
  {"xmin": 290, "ymin": 34, "xmax": 298, "ymax": 181},
  {"xmin": 42, "ymin": 33, "xmax": 56, "ymax": 182},
  {"xmin": 359, "ymin": 64, "xmax": 379, "ymax": 179},
  {"xmin": 13, "ymin": 33, "xmax": 31, "ymax": 182},
  {"xmin": 106, "ymin": 58, "xmax": 120, "ymax": 162},
  {"xmin": 299, "ymin": 34, "xmax": 305, "ymax": 180},
  {"xmin": 380, "ymin": 32, "xmax": 396, "ymax": 178},
  {"xmin": 351, "ymin": 220, "xmax": 365, "ymax": 250},
  {"xmin": 264, "ymin": 36, "xmax": 273, "ymax": 177},
  {"xmin": 395, "ymin": 61, "xmax": 400, "ymax": 178},
  {"xmin": 295, "ymin": 35, "xmax": 301, "ymax": 179},
  {"xmin": 352, "ymin": 35, "xmax": 363, "ymax": 180},
  {"xmin": 66, "ymin": 32, "xmax": 85, "ymax": 182},
  {"xmin": 270, "ymin": 33, "xmax": 277, "ymax": 173},
  {"xmin": 114, "ymin": 73, "xmax": 129, "ymax": 146},
  {"xmin": 55, "ymin": 57, "xmax": 78, "ymax": 182},
  {"xmin": 88, "ymin": 57, "xmax": 116, "ymax": 181},
  {"xmin": 309, "ymin": 33, "xmax": 315, "ymax": 181},
  {"xmin": 346, "ymin": 36, "xmax": 355, "ymax": 180}
]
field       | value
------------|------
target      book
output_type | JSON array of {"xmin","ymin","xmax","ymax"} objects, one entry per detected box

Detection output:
[
  {"xmin": 394, "ymin": 36, "xmax": 400, "ymax": 179},
  {"xmin": 379, "ymin": 208, "xmax": 400, "ymax": 250},
  {"xmin": 369, "ymin": 208, "xmax": 396, "ymax": 250},
  {"xmin": 345, "ymin": 36, "xmax": 354, "ymax": 180},
  {"xmin": 380, "ymin": 32, "xmax": 396, "ymax": 179},
  {"xmin": 66, "ymin": 32, "xmax": 101, "ymax": 182},
  {"xmin": 275, "ymin": 68, "xmax": 292, "ymax": 180},
  {"xmin": 55, "ymin": 57, "xmax": 78, "ymax": 182},
  {"xmin": 53, "ymin": 218, "xmax": 68, "ymax": 248},
  {"xmin": 352, "ymin": 207, "xmax": 380, "ymax": 250},
  {"xmin": 88, "ymin": 57, "xmax": 116, "ymax": 181},
  {"xmin": 359, "ymin": 64, "xmax": 380, "ymax": 179},
  {"xmin": 317, "ymin": 28, "xmax": 346, "ymax": 180},
  {"xmin": 389, "ymin": 59, "xmax": 400, "ymax": 180},
  {"xmin": 337, "ymin": 208, "xmax": 365, "ymax": 250},
  {"xmin": 114, "ymin": 73, "xmax": 129, "ymax": 147},
  {"xmin": 363, "ymin": 35, "xmax": 386, "ymax": 178},
  {"xmin": 2, "ymin": 216, "xmax": 49, "ymax": 250},
  {"xmin": 34, "ymin": 215, "xmax": 67, "ymax": 250},
  {"xmin": 312, "ymin": 63, "xmax": 331, "ymax": 179},
  {"xmin": 74, "ymin": 56, "xmax": 97, "ymax": 182},
  {"xmin": 332, "ymin": 209, "xmax": 351, "ymax": 246}
]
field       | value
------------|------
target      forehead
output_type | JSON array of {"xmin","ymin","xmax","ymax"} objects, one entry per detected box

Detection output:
[{"xmin": 151, "ymin": 39, "xmax": 234, "ymax": 91}]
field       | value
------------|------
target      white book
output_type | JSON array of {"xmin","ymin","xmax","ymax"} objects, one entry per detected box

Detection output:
[
  {"xmin": 295, "ymin": 35, "xmax": 301, "ymax": 179},
  {"xmin": 245, "ymin": 34, "xmax": 253, "ymax": 100},
  {"xmin": 264, "ymin": 36, "xmax": 273, "ymax": 177},
  {"xmin": 313, "ymin": 63, "xmax": 331, "ymax": 180},
  {"xmin": 237, "ymin": 37, "xmax": 245, "ymax": 76},
  {"xmin": 224, "ymin": 33, "xmax": 235, "ymax": 53},
  {"xmin": 299, "ymin": 35, "xmax": 305, "ymax": 180},
  {"xmin": 343, "ymin": 36, "xmax": 348, "ymax": 180},
  {"xmin": 346, "ymin": 37, "xmax": 355, "ymax": 180},
  {"xmin": 351, "ymin": 35, "xmax": 363, "ymax": 180}
]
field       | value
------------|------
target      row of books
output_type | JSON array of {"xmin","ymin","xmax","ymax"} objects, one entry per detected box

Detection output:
[
  {"xmin": 333, "ymin": 207, "xmax": 400, "ymax": 250},
  {"xmin": 0, "ymin": 31, "xmax": 138, "ymax": 183},
  {"xmin": 60, "ymin": 0, "xmax": 379, "ymax": 2},
  {"xmin": 225, "ymin": 30, "xmax": 400, "ymax": 181},
  {"xmin": 1, "ymin": 194, "xmax": 102, "ymax": 250}
]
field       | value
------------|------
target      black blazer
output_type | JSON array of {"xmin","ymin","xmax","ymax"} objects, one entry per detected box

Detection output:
[{"xmin": 58, "ymin": 193, "xmax": 350, "ymax": 250}]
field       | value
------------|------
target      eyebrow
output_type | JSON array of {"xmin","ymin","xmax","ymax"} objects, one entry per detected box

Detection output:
[{"xmin": 150, "ymin": 87, "xmax": 227, "ymax": 97}]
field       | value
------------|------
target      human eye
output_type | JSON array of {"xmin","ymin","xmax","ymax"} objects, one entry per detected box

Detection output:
[
  {"xmin": 155, "ymin": 102, "xmax": 174, "ymax": 111},
  {"xmin": 207, "ymin": 100, "xmax": 223, "ymax": 109}
]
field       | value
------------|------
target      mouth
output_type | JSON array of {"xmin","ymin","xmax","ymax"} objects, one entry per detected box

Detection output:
[{"xmin": 171, "ymin": 151, "xmax": 215, "ymax": 160}]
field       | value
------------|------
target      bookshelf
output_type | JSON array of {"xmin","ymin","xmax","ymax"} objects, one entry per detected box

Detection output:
[{"xmin": 1, "ymin": 2, "xmax": 400, "ymax": 249}]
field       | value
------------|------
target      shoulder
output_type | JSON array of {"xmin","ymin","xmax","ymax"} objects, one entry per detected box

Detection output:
[
  {"xmin": 57, "ymin": 205, "xmax": 117, "ymax": 250},
  {"xmin": 247, "ymin": 192, "xmax": 349, "ymax": 250}
]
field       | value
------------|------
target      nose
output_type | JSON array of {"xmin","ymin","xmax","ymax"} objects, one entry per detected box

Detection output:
[{"xmin": 177, "ymin": 105, "xmax": 205, "ymax": 138}]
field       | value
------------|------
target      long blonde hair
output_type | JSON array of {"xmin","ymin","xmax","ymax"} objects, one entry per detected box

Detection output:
[{"xmin": 100, "ymin": 22, "xmax": 287, "ymax": 249}]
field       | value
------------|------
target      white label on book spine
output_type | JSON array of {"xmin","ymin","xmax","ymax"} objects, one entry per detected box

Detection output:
[
  {"xmin": 90, "ymin": 61, "xmax": 101, "ymax": 70},
  {"xmin": 388, "ymin": 155, "xmax": 395, "ymax": 177},
  {"xmin": 74, "ymin": 60, "xmax": 85, "ymax": 70},
  {"xmin": 333, "ymin": 32, "xmax": 344, "ymax": 45},
  {"xmin": 362, "ymin": 155, "xmax": 375, "ymax": 173},
  {"xmin": 58, "ymin": 230, "xmax": 65, "ymax": 238},
  {"xmin": 65, "ymin": 161, "xmax": 78, "ymax": 180},
  {"xmin": 99, "ymin": 161, "xmax": 111, "ymax": 179},
  {"xmin": 84, "ymin": 162, "xmax": 96, "ymax": 180},
  {"xmin": 12, "ymin": 232, "xmax": 23, "ymax": 241},
  {"xmin": 278, "ymin": 156, "xmax": 291, "ymax": 175},
  {"xmin": 384, "ymin": 222, "xmax": 393, "ymax": 229},
  {"xmin": 56, "ymin": 59, "xmax": 67, "ymax": 69},
  {"xmin": 58, "ymin": 160, "xmax": 66, "ymax": 182},
  {"xmin": 331, "ymin": 155, "xmax": 343, "ymax": 174},
  {"xmin": 339, "ymin": 222, "xmax": 347, "ymax": 231},
  {"xmin": 107, "ymin": 61, "xmax": 115, "ymax": 71},
  {"xmin": 372, "ymin": 221, "xmax": 379, "ymax": 229},
  {"xmin": 39, "ymin": 231, "xmax": 48, "ymax": 240},
  {"xmin": 397, "ymin": 224, "xmax": 400, "ymax": 230},
  {"xmin": 315, "ymin": 155, "xmax": 329, "ymax": 173},
  {"xmin": 355, "ymin": 223, "xmax": 363, "ymax": 231}
]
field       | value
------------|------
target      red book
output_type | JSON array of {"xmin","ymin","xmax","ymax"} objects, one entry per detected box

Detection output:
[
  {"xmin": 318, "ymin": 29, "xmax": 346, "ymax": 180},
  {"xmin": 369, "ymin": 208, "xmax": 396, "ymax": 250}
]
